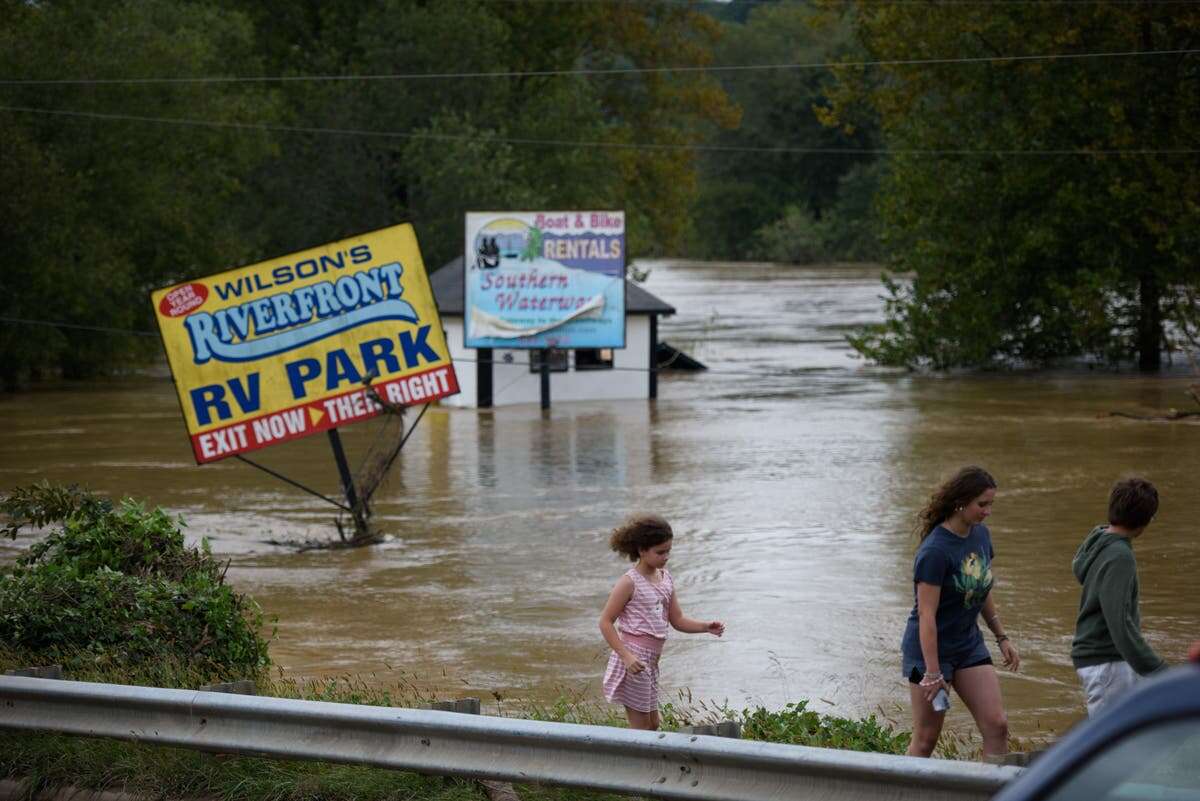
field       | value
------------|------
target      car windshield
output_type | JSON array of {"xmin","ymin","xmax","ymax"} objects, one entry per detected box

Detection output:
[{"xmin": 1040, "ymin": 718, "xmax": 1200, "ymax": 801}]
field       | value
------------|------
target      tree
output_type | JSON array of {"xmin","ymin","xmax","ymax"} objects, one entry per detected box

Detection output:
[
  {"xmin": 692, "ymin": 3, "xmax": 879, "ymax": 260},
  {"xmin": 748, "ymin": 161, "xmax": 883, "ymax": 264},
  {"xmin": 825, "ymin": 4, "xmax": 1200, "ymax": 369},
  {"xmin": 0, "ymin": 0, "xmax": 278, "ymax": 384},
  {"xmin": 223, "ymin": 0, "xmax": 739, "ymax": 268},
  {"xmin": 1, "ymin": 0, "xmax": 739, "ymax": 385}
]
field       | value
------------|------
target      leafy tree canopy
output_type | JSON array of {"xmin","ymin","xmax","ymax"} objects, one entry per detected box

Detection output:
[
  {"xmin": 216, "ymin": 0, "xmax": 739, "ymax": 264},
  {"xmin": 692, "ymin": 2, "xmax": 879, "ymax": 261},
  {"xmin": 825, "ymin": 3, "xmax": 1200, "ymax": 369},
  {"xmin": 0, "ymin": 0, "xmax": 278, "ymax": 384},
  {"xmin": 1, "ymin": 0, "xmax": 737, "ymax": 386}
]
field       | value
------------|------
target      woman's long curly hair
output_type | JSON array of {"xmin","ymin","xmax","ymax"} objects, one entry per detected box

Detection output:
[
  {"xmin": 609, "ymin": 514, "xmax": 673, "ymax": 561},
  {"xmin": 916, "ymin": 466, "xmax": 997, "ymax": 541}
]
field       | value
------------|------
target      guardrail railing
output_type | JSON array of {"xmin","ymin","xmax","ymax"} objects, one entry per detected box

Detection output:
[{"xmin": 0, "ymin": 676, "xmax": 1020, "ymax": 801}]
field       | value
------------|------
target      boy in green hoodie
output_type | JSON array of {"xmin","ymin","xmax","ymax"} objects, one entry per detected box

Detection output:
[{"xmin": 1071, "ymin": 477, "xmax": 1166, "ymax": 716}]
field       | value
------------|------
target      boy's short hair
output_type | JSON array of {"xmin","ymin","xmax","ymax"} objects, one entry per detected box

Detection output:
[{"xmin": 1108, "ymin": 477, "xmax": 1159, "ymax": 529}]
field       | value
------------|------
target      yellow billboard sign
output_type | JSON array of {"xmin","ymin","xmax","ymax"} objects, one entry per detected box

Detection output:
[{"xmin": 151, "ymin": 224, "xmax": 458, "ymax": 464}]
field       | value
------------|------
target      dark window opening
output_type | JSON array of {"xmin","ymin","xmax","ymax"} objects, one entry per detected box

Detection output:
[
  {"xmin": 529, "ymin": 349, "xmax": 569, "ymax": 373},
  {"xmin": 575, "ymin": 348, "xmax": 614, "ymax": 370}
]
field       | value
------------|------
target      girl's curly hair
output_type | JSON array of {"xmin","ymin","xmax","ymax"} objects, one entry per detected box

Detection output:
[
  {"xmin": 609, "ymin": 514, "xmax": 673, "ymax": 561},
  {"xmin": 916, "ymin": 466, "xmax": 997, "ymax": 541}
]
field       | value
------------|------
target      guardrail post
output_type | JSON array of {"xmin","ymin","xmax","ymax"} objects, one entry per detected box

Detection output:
[
  {"xmin": 3, "ymin": 666, "xmax": 64, "ymax": 680},
  {"xmin": 986, "ymin": 751, "xmax": 1043, "ymax": 767},
  {"xmin": 681, "ymin": 721, "xmax": 741, "ymax": 739},
  {"xmin": 431, "ymin": 698, "xmax": 517, "ymax": 800},
  {"xmin": 198, "ymin": 680, "xmax": 256, "ymax": 695},
  {"xmin": 431, "ymin": 697, "xmax": 480, "ymax": 715},
  {"xmin": 453, "ymin": 698, "xmax": 481, "ymax": 715}
]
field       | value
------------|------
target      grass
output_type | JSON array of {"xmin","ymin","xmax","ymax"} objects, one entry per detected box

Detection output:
[{"xmin": 4, "ymin": 739, "xmax": 494, "ymax": 801}]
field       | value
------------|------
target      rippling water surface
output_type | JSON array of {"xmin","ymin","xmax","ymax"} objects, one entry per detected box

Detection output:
[{"xmin": 3, "ymin": 260, "xmax": 1198, "ymax": 744}]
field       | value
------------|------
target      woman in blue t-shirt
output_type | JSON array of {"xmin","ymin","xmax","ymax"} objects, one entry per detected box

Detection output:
[{"xmin": 901, "ymin": 465, "xmax": 1021, "ymax": 758}]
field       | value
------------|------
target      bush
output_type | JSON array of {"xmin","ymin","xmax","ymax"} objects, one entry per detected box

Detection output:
[
  {"xmin": 741, "ymin": 700, "xmax": 911, "ymax": 754},
  {"xmin": 749, "ymin": 205, "xmax": 832, "ymax": 265},
  {"xmin": 516, "ymin": 687, "xmax": 913, "ymax": 755},
  {"xmin": 0, "ymin": 483, "xmax": 270, "ymax": 683},
  {"xmin": 749, "ymin": 162, "xmax": 884, "ymax": 265}
]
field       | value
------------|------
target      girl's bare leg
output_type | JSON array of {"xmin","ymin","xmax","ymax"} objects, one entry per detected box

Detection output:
[
  {"xmin": 625, "ymin": 707, "xmax": 660, "ymax": 730},
  {"xmin": 906, "ymin": 683, "xmax": 946, "ymax": 757},
  {"xmin": 952, "ymin": 664, "xmax": 1009, "ymax": 758}
]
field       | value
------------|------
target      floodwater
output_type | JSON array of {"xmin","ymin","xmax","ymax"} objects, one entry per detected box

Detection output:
[{"xmin": 2, "ymin": 260, "xmax": 1199, "ymax": 745}]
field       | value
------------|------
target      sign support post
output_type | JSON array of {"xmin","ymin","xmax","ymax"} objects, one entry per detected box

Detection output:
[
  {"xmin": 326, "ymin": 429, "xmax": 368, "ymax": 540},
  {"xmin": 539, "ymin": 360, "xmax": 551, "ymax": 409}
]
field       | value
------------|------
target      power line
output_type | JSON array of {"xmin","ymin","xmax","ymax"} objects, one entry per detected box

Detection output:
[
  {"xmin": 0, "ymin": 48, "xmax": 1194, "ymax": 86},
  {"xmin": 0, "ymin": 313, "xmax": 833, "ymax": 380},
  {"xmin": 0, "ymin": 315, "xmax": 160, "ymax": 338},
  {"xmin": 2, "ymin": 106, "xmax": 1197, "ymax": 155},
  {"xmin": 476, "ymin": 0, "xmax": 1200, "ymax": 4}
]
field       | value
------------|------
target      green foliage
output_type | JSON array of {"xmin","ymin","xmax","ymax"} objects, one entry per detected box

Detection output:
[
  {"xmin": 517, "ymin": 686, "xmax": 912, "ymax": 756},
  {"xmin": 0, "ymin": 0, "xmax": 279, "ymax": 386},
  {"xmin": 827, "ymin": 4, "xmax": 1200, "ymax": 368},
  {"xmin": 0, "ymin": 483, "xmax": 111, "ymax": 541},
  {"xmin": 0, "ymin": 732, "xmax": 486, "ymax": 801},
  {"xmin": 691, "ymin": 4, "xmax": 880, "ymax": 260},
  {"xmin": 217, "ymin": 0, "xmax": 737, "ymax": 266},
  {"xmin": 750, "ymin": 162, "xmax": 884, "ymax": 264},
  {"xmin": 267, "ymin": 671, "xmax": 431, "ymax": 709},
  {"xmin": 741, "ymin": 700, "xmax": 911, "ymax": 754},
  {"xmin": 1, "ymin": 0, "xmax": 738, "ymax": 387},
  {"xmin": 0, "ymin": 483, "xmax": 270, "ymax": 682}
]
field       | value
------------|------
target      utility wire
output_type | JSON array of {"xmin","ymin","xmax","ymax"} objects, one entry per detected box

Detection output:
[
  {"xmin": 476, "ymin": 0, "xmax": 1200, "ymax": 5},
  {"xmin": 0, "ymin": 315, "xmax": 160, "ymax": 337},
  {"xmin": 0, "ymin": 313, "xmax": 832, "ymax": 381},
  {"xmin": 0, "ymin": 47, "xmax": 1194, "ymax": 86},
  {"xmin": 2, "ymin": 106, "xmax": 1197, "ymax": 155}
]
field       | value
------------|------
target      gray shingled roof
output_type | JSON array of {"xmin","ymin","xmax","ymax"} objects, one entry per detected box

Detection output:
[{"xmin": 429, "ymin": 257, "xmax": 675, "ymax": 317}]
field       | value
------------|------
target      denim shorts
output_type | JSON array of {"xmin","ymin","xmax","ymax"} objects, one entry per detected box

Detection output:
[{"xmin": 902, "ymin": 638, "xmax": 993, "ymax": 684}]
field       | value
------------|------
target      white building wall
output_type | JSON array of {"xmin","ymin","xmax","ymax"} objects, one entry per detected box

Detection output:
[
  {"xmin": 439, "ymin": 316, "xmax": 652, "ymax": 408},
  {"xmin": 440, "ymin": 319, "xmax": 476, "ymax": 408}
]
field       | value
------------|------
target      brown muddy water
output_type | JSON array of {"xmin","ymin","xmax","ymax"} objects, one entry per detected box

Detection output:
[{"xmin": 2, "ymin": 260, "xmax": 1198, "ymax": 745}]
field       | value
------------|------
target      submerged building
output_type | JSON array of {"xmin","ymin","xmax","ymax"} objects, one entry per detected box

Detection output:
[{"xmin": 430, "ymin": 257, "xmax": 677, "ymax": 408}]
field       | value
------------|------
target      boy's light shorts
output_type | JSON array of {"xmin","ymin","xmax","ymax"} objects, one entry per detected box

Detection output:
[{"xmin": 1077, "ymin": 661, "xmax": 1140, "ymax": 716}]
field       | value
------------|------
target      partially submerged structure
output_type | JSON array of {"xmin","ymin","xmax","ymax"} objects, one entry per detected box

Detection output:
[{"xmin": 430, "ymin": 257, "xmax": 685, "ymax": 408}]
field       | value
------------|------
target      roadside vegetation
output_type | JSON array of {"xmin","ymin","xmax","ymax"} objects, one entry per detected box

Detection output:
[
  {"xmin": 0, "ymin": 483, "xmax": 269, "ymax": 683},
  {"xmin": 2, "ymin": 483, "xmax": 1008, "ymax": 801}
]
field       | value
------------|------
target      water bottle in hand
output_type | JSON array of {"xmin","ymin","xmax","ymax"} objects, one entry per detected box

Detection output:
[{"xmin": 932, "ymin": 687, "xmax": 951, "ymax": 712}]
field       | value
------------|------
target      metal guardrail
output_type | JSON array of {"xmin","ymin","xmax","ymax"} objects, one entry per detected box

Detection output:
[{"xmin": 0, "ymin": 676, "xmax": 1021, "ymax": 801}]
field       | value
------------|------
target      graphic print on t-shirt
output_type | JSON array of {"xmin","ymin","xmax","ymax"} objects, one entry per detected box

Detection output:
[{"xmin": 953, "ymin": 551, "xmax": 993, "ymax": 609}]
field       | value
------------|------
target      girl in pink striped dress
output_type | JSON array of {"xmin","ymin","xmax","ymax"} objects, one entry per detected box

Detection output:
[{"xmin": 599, "ymin": 515, "xmax": 725, "ymax": 730}]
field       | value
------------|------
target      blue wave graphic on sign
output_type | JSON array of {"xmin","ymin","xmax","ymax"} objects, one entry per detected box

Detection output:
[{"xmin": 198, "ymin": 299, "xmax": 419, "ymax": 364}]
